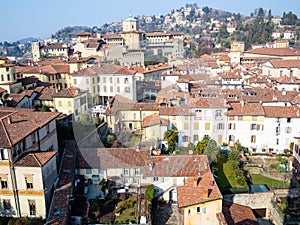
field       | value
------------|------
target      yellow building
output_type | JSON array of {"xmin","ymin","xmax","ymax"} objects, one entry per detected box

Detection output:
[{"xmin": 177, "ymin": 169, "xmax": 223, "ymax": 225}]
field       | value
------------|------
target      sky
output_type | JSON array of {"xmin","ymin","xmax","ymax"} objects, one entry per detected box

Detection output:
[{"xmin": 1, "ymin": 0, "xmax": 300, "ymax": 43}]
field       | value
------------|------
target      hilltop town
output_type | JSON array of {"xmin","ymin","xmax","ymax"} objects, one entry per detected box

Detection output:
[{"xmin": 1, "ymin": 4, "xmax": 300, "ymax": 225}]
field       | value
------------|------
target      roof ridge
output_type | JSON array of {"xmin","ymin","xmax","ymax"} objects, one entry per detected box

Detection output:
[
  {"xmin": 31, "ymin": 152, "xmax": 42, "ymax": 166},
  {"xmin": 0, "ymin": 111, "xmax": 17, "ymax": 147}
]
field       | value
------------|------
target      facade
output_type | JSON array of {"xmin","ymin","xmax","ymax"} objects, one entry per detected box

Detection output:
[
  {"xmin": 0, "ymin": 107, "xmax": 60, "ymax": 218},
  {"xmin": 70, "ymin": 64, "xmax": 137, "ymax": 106}
]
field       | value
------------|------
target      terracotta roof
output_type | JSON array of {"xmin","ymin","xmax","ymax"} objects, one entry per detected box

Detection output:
[
  {"xmin": 245, "ymin": 48, "xmax": 300, "ymax": 56},
  {"xmin": 101, "ymin": 34, "xmax": 123, "ymax": 39},
  {"xmin": 41, "ymin": 44, "xmax": 68, "ymax": 49},
  {"xmin": 14, "ymin": 151, "xmax": 57, "ymax": 167},
  {"xmin": 0, "ymin": 87, "xmax": 6, "ymax": 93},
  {"xmin": 144, "ymin": 154, "xmax": 209, "ymax": 177},
  {"xmin": 71, "ymin": 64, "xmax": 137, "ymax": 76},
  {"xmin": 269, "ymin": 59, "xmax": 300, "ymax": 69},
  {"xmin": 177, "ymin": 169, "xmax": 222, "ymax": 208},
  {"xmin": 142, "ymin": 113, "xmax": 169, "ymax": 128},
  {"xmin": 53, "ymin": 87, "xmax": 87, "ymax": 98},
  {"xmin": 0, "ymin": 107, "xmax": 61, "ymax": 147},
  {"xmin": 276, "ymin": 76, "xmax": 300, "ymax": 84},
  {"xmin": 6, "ymin": 93, "xmax": 27, "ymax": 107},
  {"xmin": 77, "ymin": 148, "xmax": 210, "ymax": 178},
  {"xmin": 226, "ymin": 102, "xmax": 265, "ymax": 116},
  {"xmin": 263, "ymin": 106, "xmax": 300, "ymax": 118},
  {"xmin": 222, "ymin": 201, "xmax": 258, "ymax": 225},
  {"xmin": 189, "ymin": 97, "xmax": 227, "ymax": 108},
  {"xmin": 159, "ymin": 105, "xmax": 192, "ymax": 116},
  {"xmin": 106, "ymin": 95, "xmax": 159, "ymax": 115}
]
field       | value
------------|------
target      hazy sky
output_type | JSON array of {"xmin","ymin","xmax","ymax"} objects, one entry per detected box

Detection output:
[{"xmin": 1, "ymin": 0, "xmax": 299, "ymax": 42}]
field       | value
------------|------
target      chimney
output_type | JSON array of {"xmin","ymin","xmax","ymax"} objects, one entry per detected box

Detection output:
[
  {"xmin": 240, "ymin": 100, "xmax": 245, "ymax": 106},
  {"xmin": 149, "ymin": 162, "xmax": 153, "ymax": 171},
  {"xmin": 7, "ymin": 116, "xmax": 11, "ymax": 124}
]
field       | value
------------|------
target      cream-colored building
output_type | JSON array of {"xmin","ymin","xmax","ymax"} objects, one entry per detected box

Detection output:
[
  {"xmin": 177, "ymin": 173, "xmax": 222, "ymax": 225},
  {"xmin": 0, "ymin": 107, "xmax": 60, "ymax": 218},
  {"xmin": 0, "ymin": 57, "xmax": 21, "ymax": 94}
]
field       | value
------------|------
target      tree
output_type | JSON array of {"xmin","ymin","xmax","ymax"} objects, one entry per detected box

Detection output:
[
  {"xmin": 194, "ymin": 136, "xmax": 210, "ymax": 154},
  {"xmin": 163, "ymin": 125, "xmax": 178, "ymax": 154},
  {"xmin": 41, "ymin": 105, "xmax": 51, "ymax": 112},
  {"xmin": 145, "ymin": 185, "xmax": 154, "ymax": 201},
  {"xmin": 204, "ymin": 139, "xmax": 220, "ymax": 163}
]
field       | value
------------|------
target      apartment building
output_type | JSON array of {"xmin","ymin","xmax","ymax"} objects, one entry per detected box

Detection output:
[
  {"xmin": 70, "ymin": 64, "xmax": 137, "ymax": 106},
  {"xmin": 0, "ymin": 107, "xmax": 60, "ymax": 218}
]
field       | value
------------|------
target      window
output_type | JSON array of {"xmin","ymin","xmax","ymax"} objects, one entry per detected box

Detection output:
[
  {"xmin": 215, "ymin": 110, "xmax": 222, "ymax": 120},
  {"xmin": 133, "ymin": 113, "xmax": 137, "ymax": 120},
  {"xmin": 46, "ymin": 124, "xmax": 50, "ymax": 134},
  {"xmin": 217, "ymin": 123, "xmax": 224, "ymax": 130},
  {"xmin": 25, "ymin": 176, "xmax": 33, "ymax": 189},
  {"xmin": 188, "ymin": 209, "xmax": 191, "ymax": 214},
  {"xmin": 238, "ymin": 116, "xmax": 243, "ymax": 121},
  {"xmin": 153, "ymin": 177, "xmax": 159, "ymax": 182},
  {"xmin": 86, "ymin": 169, "xmax": 92, "ymax": 174},
  {"xmin": 197, "ymin": 207, "xmax": 201, "ymax": 213},
  {"xmin": 287, "ymin": 118, "xmax": 291, "ymax": 123},
  {"xmin": 205, "ymin": 123, "xmax": 210, "ymax": 130},
  {"xmin": 251, "ymin": 135, "xmax": 256, "ymax": 143},
  {"xmin": 250, "ymin": 124, "xmax": 256, "ymax": 130},
  {"xmin": 285, "ymin": 127, "xmax": 292, "ymax": 133},
  {"xmin": 28, "ymin": 200, "xmax": 36, "ymax": 216},
  {"xmin": 7, "ymin": 74, "xmax": 10, "ymax": 81},
  {"xmin": 117, "ymin": 86, "xmax": 120, "ymax": 93},
  {"xmin": 86, "ymin": 78, "xmax": 89, "ymax": 85},
  {"xmin": 194, "ymin": 135, "xmax": 199, "ymax": 142},
  {"xmin": 117, "ymin": 78, "xmax": 120, "ymax": 83},
  {"xmin": 103, "ymin": 86, "xmax": 107, "ymax": 92},
  {"xmin": 276, "ymin": 139, "xmax": 279, "ymax": 145},
  {"xmin": 183, "ymin": 136, "xmax": 189, "ymax": 142},
  {"xmin": 229, "ymin": 115, "xmax": 234, "ymax": 121},
  {"xmin": 68, "ymin": 101, "xmax": 71, "ymax": 107},
  {"xmin": 73, "ymin": 78, "xmax": 77, "ymax": 85},
  {"xmin": 201, "ymin": 207, "xmax": 206, "ymax": 214},
  {"xmin": 103, "ymin": 77, "xmax": 106, "ymax": 83},
  {"xmin": 109, "ymin": 77, "xmax": 113, "ymax": 83},
  {"xmin": 3, "ymin": 199, "xmax": 11, "ymax": 210},
  {"xmin": 195, "ymin": 110, "xmax": 202, "ymax": 120},
  {"xmin": 184, "ymin": 123, "xmax": 189, "ymax": 130},
  {"xmin": 133, "ymin": 178, "xmax": 138, "ymax": 184},
  {"xmin": 31, "ymin": 132, "xmax": 36, "ymax": 144},
  {"xmin": 252, "ymin": 116, "xmax": 257, "ymax": 121},
  {"xmin": 134, "ymin": 168, "xmax": 140, "ymax": 175},
  {"xmin": 124, "ymin": 78, "xmax": 128, "ymax": 84},
  {"xmin": 229, "ymin": 135, "xmax": 235, "ymax": 143},
  {"xmin": 110, "ymin": 86, "xmax": 113, "ymax": 92},
  {"xmin": 1, "ymin": 74, "xmax": 3, "ymax": 81},
  {"xmin": 194, "ymin": 123, "xmax": 199, "ymax": 130},
  {"xmin": 228, "ymin": 123, "xmax": 235, "ymax": 130},
  {"xmin": 125, "ymin": 87, "xmax": 130, "ymax": 93},
  {"xmin": 0, "ymin": 176, "xmax": 8, "ymax": 189},
  {"xmin": 58, "ymin": 101, "xmax": 62, "ymax": 107},
  {"xmin": 0, "ymin": 149, "xmax": 8, "ymax": 160}
]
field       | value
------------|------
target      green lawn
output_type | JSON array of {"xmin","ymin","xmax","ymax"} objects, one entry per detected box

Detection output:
[
  {"xmin": 250, "ymin": 174, "xmax": 290, "ymax": 189},
  {"xmin": 213, "ymin": 155, "xmax": 248, "ymax": 194}
]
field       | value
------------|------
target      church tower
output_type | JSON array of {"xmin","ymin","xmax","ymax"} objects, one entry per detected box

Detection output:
[
  {"xmin": 122, "ymin": 13, "xmax": 138, "ymax": 32},
  {"xmin": 31, "ymin": 41, "xmax": 41, "ymax": 62}
]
